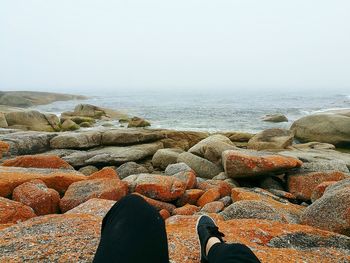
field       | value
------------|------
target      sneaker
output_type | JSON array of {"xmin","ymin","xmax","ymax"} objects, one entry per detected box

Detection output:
[{"xmin": 196, "ymin": 215, "xmax": 225, "ymax": 263}]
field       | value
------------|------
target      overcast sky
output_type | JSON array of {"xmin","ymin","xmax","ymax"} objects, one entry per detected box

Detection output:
[{"xmin": 0, "ymin": 0, "xmax": 349, "ymax": 93}]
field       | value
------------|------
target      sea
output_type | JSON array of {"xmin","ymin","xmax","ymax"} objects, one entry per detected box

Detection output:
[{"xmin": 33, "ymin": 89, "xmax": 350, "ymax": 133}]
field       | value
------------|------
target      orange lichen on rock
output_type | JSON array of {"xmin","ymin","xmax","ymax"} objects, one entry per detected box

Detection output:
[
  {"xmin": 173, "ymin": 204, "xmax": 200, "ymax": 216},
  {"xmin": 0, "ymin": 197, "xmax": 36, "ymax": 224},
  {"xmin": 159, "ymin": 209, "xmax": 171, "ymax": 220},
  {"xmin": 12, "ymin": 179, "xmax": 60, "ymax": 215},
  {"xmin": 222, "ymin": 150, "xmax": 302, "ymax": 178},
  {"xmin": 311, "ymin": 181, "xmax": 337, "ymax": 202},
  {"xmin": 0, "ymin": 141, "xmax": 10, "ymax": 159},
  {"xmin": 197, "ymin": 180, "xmax": 232, "ymax": 197},
  {"xmin": 201, "ymin": 201, "xmax": 225, "ymax": 213},
  {"xmin": 60, "ymin": 178, "xmax": 128, "ymax": 213},
  {"xmin": 0, "ymin": 166, "xmax": 87, "ymax": 197},
  {"xmin": 1, "ymin": 155, "xmax": 73, "ymax": 169},
  {"xmin": 287, "ymin": 171, "xmax": 347, "ymax": 201},
  {"xmin": 197, "ymin": 188, "xmax": 221, "ymax": 207},
  {"xmin": 88, "ymin": 167, "xmax": 119, "ymax": 180},
  {"xmin": 173, "ymin": 170, "xmax": 197, "ymax": 190},
  {"xmin": 123, "ymin": 174, "xmax": 186, "ymax": 202},
  {"xmin": 176, "ymin": 189, "xmax": 205, "ymax": 207},
  {"xmin": 65, "ymin": 198, "xmax": 116, "ymax": 218}
]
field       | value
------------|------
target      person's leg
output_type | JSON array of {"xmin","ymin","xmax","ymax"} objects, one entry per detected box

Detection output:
[
  {"xmin": 197, "ymin": 215, "xmax": 261, "ymax": 263},
  {"xmin": 207, "ymin": 243, "xmax": 261, "ymax": 263},
  {"xmin": 93, "ymin": 194, "xmax": 169, "ymax": 263}
]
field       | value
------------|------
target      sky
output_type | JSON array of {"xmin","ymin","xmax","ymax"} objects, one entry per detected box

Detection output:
[{"xmin": 0, "ymin": 0, "xmax": 349, "ymax": 94}]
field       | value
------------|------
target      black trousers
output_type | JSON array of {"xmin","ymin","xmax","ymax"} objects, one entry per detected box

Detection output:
[{"xmin": 93, "ymin": 194, "xmax": 261, "ymax": 263}]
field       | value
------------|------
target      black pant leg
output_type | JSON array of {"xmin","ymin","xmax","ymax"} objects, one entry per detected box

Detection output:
[
  {"xmin": 208, "ymin": 242, "xmax": 261, "ymax": 263},
  {"xmin": 93, "ymin": 194, "xmax": 169, "ymax": 263}
]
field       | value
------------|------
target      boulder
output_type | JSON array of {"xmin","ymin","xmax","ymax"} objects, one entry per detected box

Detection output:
[
  {"xmin": 1, "ymin": 155, "xmax": 73, "ymax": 169},
  {"xmin": 61, "ymin": 116, "xmax": 95, "ymax": 125},
  {"xmin": 101, "ymin": 129, "xmax": 164, "ymax": 145},
  {"xmin": 0, "ymin": 141, "xmax": 10, "ymax": 158},
  {"xmin": 220, "ymin": 200, "xmax": 288, "ymax": 223},
  {"xmin": 222, "ymin": 150, "xmax": 302, "ymax": 179},
  {"xmin": 188, "ymin": 134, "xmax": 237, "ymax": 165},
  {"xmin": 201, "ymin": 201, "xmax": 225, "ymax": 213},
  {"xmin": 62, "ymin": 104, "xmax": 107, "ymax": 119},
  {"xmin": 0, "ymin": 94, "xmax": 33, "ymax": 107},
  {"xmin": 5, "ymin": 110, "xmax": 60, "ymax": 132},
  {"xmin": 152, "ymin": 148, "xmax": 183, "ymax": 170},
  {"xmin": 301, "ymin": 178, "xmax": 350, "ymax": 235},
  {"xmin": 0, "ymin": 214, "xmax": 100, "ymax": 262},
  {"xmin": 287, "ymin": 160, "xmax": 349, "ymax": 201},
  {"xmin": 231, "ymin": 187, "xmax": 304, "ymax": 224},
  {"xmin": 279, "ymin": 148, "xmax": 350, "ymax": 169},
  {"xmin": 218, "ymin": 132, "xmax": 254, "ymax": 142},
  {"xmin": 78, "ymin": 165, "xmax": 99, "ymax": 176},
  {"xmin": 88, "ymin": 167, "xmax": 119, "ymax": 180},
  {"xmin": 159, "ymin": 209, "xmax": 171, "ymax": 220},
  {"xmin": 116, "ymin": 162, "xmax": 148, "ymax": 179},
  {"xmin": 60, "ymin": 178, "xmax": 128, "ymax": 213},
  {"xmin": 164, "ymin": 162, "xmax": 192, "ymax": 175},
  {"xmin": 160, "ymin": 130, "xmax": 209, "ymax": 150},
  {"xmin": 0, "ymin": 131, "xmax": 57, "ymax": 155},
  {"xmin": 127, "ymin": 117, "xmax": 151, "ymax": 128},
  {"xmin": 0, "ymin": 113, "xmax": 8, "ymax": 128},
  {"xmin": 65, "ymin": 198, "xmax": 116, "ymax": 218},
  {"xmin": 12, "ymin": 179, "xmax": 60, "ymax": 215},
  {"xmin": 123, "ymin": 174, "xmax": 186, "ymax": 202},
  {"xmin": 63, "ymin": 142, "xmax": 163, "ymax": 167},
  {"xmin": 197, "ymin": 188, "xmax": 221, "ymax": 207},
  {"xmin": 262, "ymin": 114, "xmax": 288, "ymax": 122},
  {"xmin": 0, "ymin": 197, "xmax": 36, "ymax": 223},
  {"xmin": 196, "ymin": 180, "xmax": 232, "ymax": 197},
  {"xmin": 0, "ymin": 166, "xmax": 86, "ymax": 197},
  {"xmin": 50, "ymin": 131, "xmax": 101, "ymax": 149},
  {"xmin": 166, "ymin": 216, "xmax": 350, "ymax": 263},
  {"xmin": 172, "ymin": 170, "xmax": 197, "ymax": 190},
  {"xmin": 311, "ymin": 181, "xmax": 337, "ymax": 202},
  {"xmin": 173, "ymin": 204, "xmax": 200, "ymax": 216},
  {"xmin": 291, "ymin": 113, "xmax": 350, "ymax": 147},
  {"xmin": 177, "ymin": 152, "xmax": 223, "ymax": 179},
  {"xmin": 133, "ymin": 193, "xmax": 176, "ymax": 213},
  {"xmin": 247, "ymin": 128, "xmax": 294, "ymax": 150},
  {"xmin": 61, "ymin": 119, "xmax": 80, "ymax": 131},
  {"xmin": 176, "ymin": 189, "xmax": 205, "ymax": 207}
]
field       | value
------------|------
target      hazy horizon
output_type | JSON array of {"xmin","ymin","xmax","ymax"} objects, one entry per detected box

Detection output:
[{"xmin": 1, "ymin": 0, "xmax": 349, "ymax": 94}]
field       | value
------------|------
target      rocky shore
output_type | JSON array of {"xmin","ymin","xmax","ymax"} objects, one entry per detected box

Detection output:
[{"xmin": 0, "ymin": 101, "xmax": 349, "ymax": 262}]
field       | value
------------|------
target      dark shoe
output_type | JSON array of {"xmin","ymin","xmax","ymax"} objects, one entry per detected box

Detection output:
[{"xmin": 196, "ymin": 215, "xmax": 225, "ymax": 263}]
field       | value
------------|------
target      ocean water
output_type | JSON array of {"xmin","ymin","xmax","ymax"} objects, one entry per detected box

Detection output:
[{"xmin": 33, "ymin": 90, "xmax": 350, "ymax": 133}]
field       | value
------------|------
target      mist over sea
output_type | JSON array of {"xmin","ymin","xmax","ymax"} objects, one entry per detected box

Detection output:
[{"xmin": 34, "ymin": 89, "xmax": 350, "ymax": 133}]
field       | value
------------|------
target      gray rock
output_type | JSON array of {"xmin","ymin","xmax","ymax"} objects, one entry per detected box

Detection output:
[
  {"xmin": 212, "ymin": 172, "xmax": 229, "ymax": 180},
  {"xmin": 50, "ymin": 131, "xmax": 102, "ymax": 149},
  {"xmin": 63, "ymin": 142, "xmax": 163, "ymax": 167},
  {"xmin": 279, "ymin": 149, "xmax": 350, "ymax": 169},
  {"xmin": 220, "ymin": 200, "xmax": 287, "ymax": 223},
  {"xmin": 0, "ymin": 113, "xmax": 8, "ymax": 128},
  {"xmin": 291, "ymin": 160, "xmax": 349, "ymax": 174},
  {"xmin": 248, "ymin": 128, "xmax": 294, "ymax": 150},
  {"xmin": 219, "ymin": 196, "xmax": 232, "ymax": 207},
  {"xmin": 262, "ymin": 114, "xmax": 288, "ymax": 123},
  {"xmin": 152, "ymin": 148, "xmax": 183, "ymax": 170},
  {"xmin": 101, "ymin": 129, "xmax": 164, "ymax": 145},
  {"xmin": 260, "ymin": 177, "xmax": 285, "ymax": 191},
  {"xmin": 177, "ymin": 152, "xmax": 223, "ymax": 179},
  {"xmin": 0, "ymin": 131, "xmax": 57, "ymax": 155},
  {"xmin": 164, "ymin": 162, "xmax": 192, "ymax": 176},
  {"xmin": 188, "ymin": 134, "xmax": 237, "ymax": 165},
  {"xmin": 116, "ymin": 162, "xmax": 148, "ymax": 179},
  {"xmin": 291, "ymin": 113, "xmax": 350, "ymax": 147},
  {"xmin": 78, "ymin": 165, "xmax": 99, "ymax": 176}
]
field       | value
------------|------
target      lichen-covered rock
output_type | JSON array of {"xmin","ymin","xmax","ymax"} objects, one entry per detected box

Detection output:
[
  {"xmin": 123, "ymin": 174, "xmax": 186, "ymax": 202},
  {"xmin": 12, "ymin": 180, "xmax": 60, "ymax": 215},
  {"xmin": 0, "ymin": 166, "xmax": 86, "ymax": 197},
  {"xmin": 61, "ymin": 119, "xmax": 80, "ymax": 131},
  {"xmin": 301, "ymin": 178, "xmax": 350, "ymax": 236},
  {"xmin": 173, "ymin": 204, "xmax": 200, "ymax": 216},
  {"xmin": 197, "ymin": 180, "xmax": 232, "ymax": 198},
  {"xmin": 65, "ymin": 198, "xmax": 116, "ymax": 218},
  {"xmin": 127, "ymin": 117, "xmax": 151, "ymax": 128},
  {"xmin": 60, "ymin": 178, "xmax": 128, "ymax": 213},
  {"xmin": 197, "ymin": 188, "xmax": 221, "ymax": 207},
  {"xmin": 0, "ymin": 197, "xmax": 36, "ymax": 223},
  {"xmin": 311, "ymin": 181, "xmax": 337, "ymax": 202},
  {"xmin": 50, "ymin": 131, "xmax": 101, "ymax": 149},
  {"xmin": 176, "ymin": 189, "xmax": 205, "ymax": 207},
  {"xmin": 1, "ymin": 155, "xmax": 73, "ymax": 169},
  {"xmin": 201, "ymin": 201, "xmax": 225, "ymax": 213},
  {"xmin": 133, "ymin": 193, "xmax": 176, "ymax": 213},
  {"xmin": 222, "ymin": 150, "xmax": 302, "ymax": 178},
  {"xmin": 88, "ymin": 167, "xmax": 119, "ymax": 180},
  {"xmin": 172, "ymin": 170, "xmax": 197, "ymax": 190},
  {"xmin": 78, "ymin": 165, "xmax": 99, "ymax": 176},
  {"xmin": 101, "ymin": 129, "xmax": 164, "ymax": 145}
]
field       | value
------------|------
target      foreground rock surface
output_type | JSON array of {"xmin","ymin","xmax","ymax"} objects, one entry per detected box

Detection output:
[
  {"xmin": 0, "ymin": 197, "xmax": 36, "ymax": 224},
  {"xmin": 1, "ymin": 155, "xmax": 73, "ymax": 169},
  {"xmin": 0, "ymin": 214, "xmax": 349, "ymax": 262}
]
